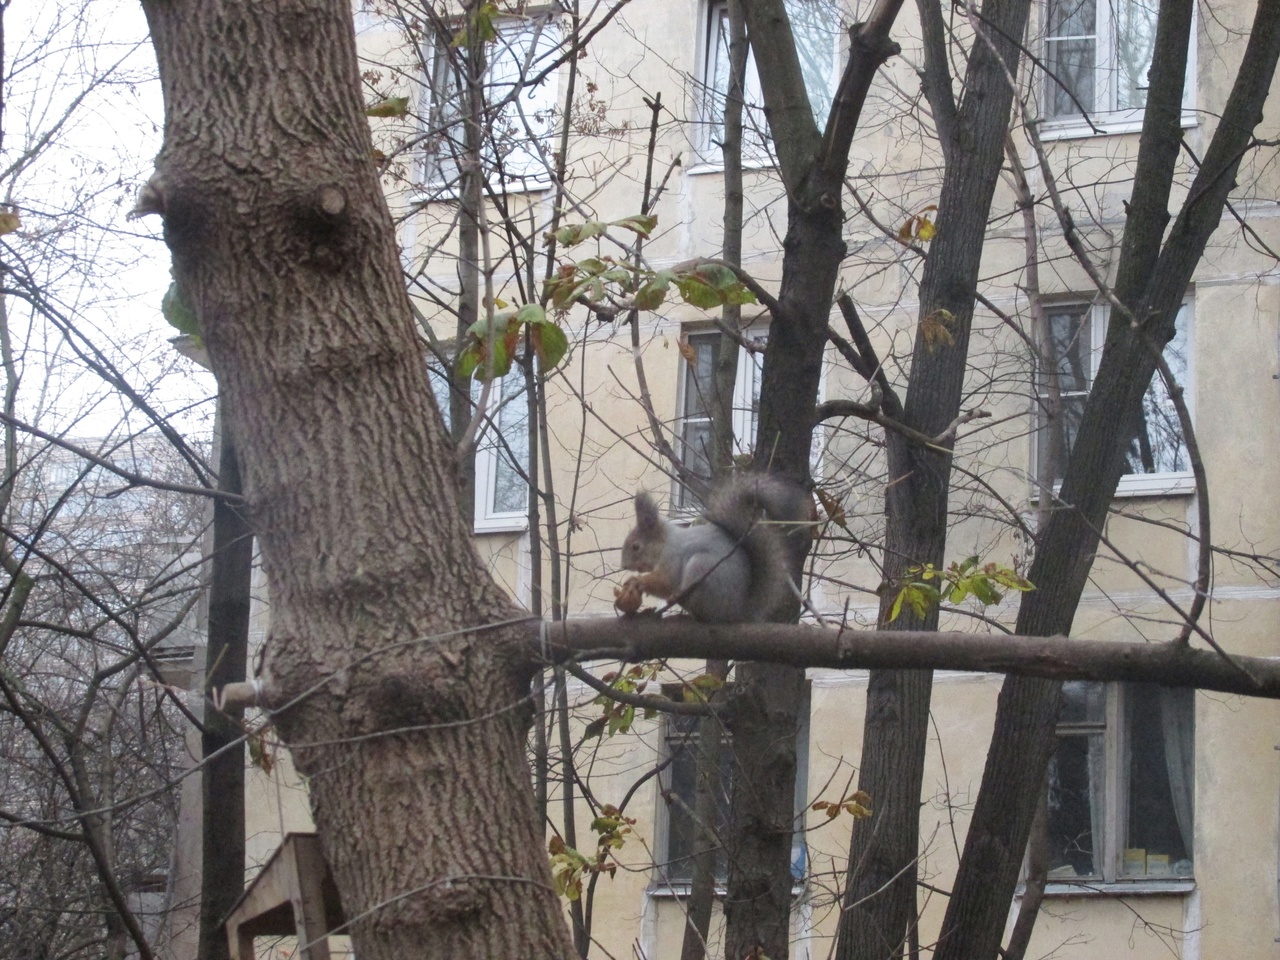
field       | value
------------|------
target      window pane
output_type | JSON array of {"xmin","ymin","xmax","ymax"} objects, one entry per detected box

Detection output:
[
  {"xmin": 1124, "ymin": 306, "xmax": 1189, "ymax": 476},
  {"xmin": 1048, "ymin": 0, "xmax": 1096, "ymax": 36},
  {"xmin": 424, "ymin": 20, "xmax": 558, "ymax": 186},
  {"xmin": 1038, "ymin": 305, "xmax": 1089, "ymax": 483},
  {"xmin": 704, "ymin": 0, "xmax": 835, "ymax": 152},
  {"xmin": 1043, "ymin": 307, "xmax": 1091, "ymax": 393},
  {"xmin": 664, "ymin": 722, "xmax": 732, "ymax": 883},
  {"xmin": 679, "ymin": 420, "xmax": 714, "ymax": 500},
  {"xmin": 428, "ymin": 364, "xmax": 453, "ymax": 431},
  {"xmin": 1045, "ymin": 37, "xmax": 1096, "ymax": 116},
  {"xmin": 490, "ymin": 373, "xmax": 529, "ymax": 515},
  {"xmin": 486, "ymin": 21, "xmax": 559, "ymax": 182},
  {"xmin": 682, "ymin": 334, "xmax": 722, "ymax": 420},
  {"xmin": 1047, "ymin": 732, "xmax": 1104, "ymax": 878},
  {"xmin": 784, "ymin": 0, "xmax": 839, "ymax": 126},
  {"xmin": 704, "ymin": 4, "xmax": 766, "ymax": 153},
  {"xmin": 1114, "ymin": 0, "xmax": 1158, "ymax": 111},
  {"xmin": 678, "ymin": 335, "xmax": 720, "ymax": 506},
  {"xmin": 1124, "ymin": 684, "xmax": 1194, "ymax": 877},
  {"xmin": 1060, "ymin": 679, "xmax": 1106, "ymax": 725}
]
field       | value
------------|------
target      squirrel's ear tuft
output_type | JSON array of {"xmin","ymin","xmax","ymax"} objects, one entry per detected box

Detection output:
[{"xmin": 634, "ymin": 491, "xmax": 660, "ymax": 530}]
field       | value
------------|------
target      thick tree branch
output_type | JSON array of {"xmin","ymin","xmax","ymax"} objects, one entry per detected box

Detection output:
[
  {"xmin": 740, "ymin": 0, "xmax": 822, "ymax": 192},
  {"xmin": 221, "ymin": 618, "xmax": 1280, "ymax": 708},
  {"xmin": 819, "ymin": 0, "xmax": 904, "ymax": 179}
]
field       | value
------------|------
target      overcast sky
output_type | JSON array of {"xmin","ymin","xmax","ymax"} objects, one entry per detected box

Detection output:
[{"xmin": 5, "ymin": 0, "xmax": 216, "ymax": 449}]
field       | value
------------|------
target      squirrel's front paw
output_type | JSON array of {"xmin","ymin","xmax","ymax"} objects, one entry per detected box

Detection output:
[{"xmin": 613, "ymin": 577, "xmax": 646, "ymax": 615}]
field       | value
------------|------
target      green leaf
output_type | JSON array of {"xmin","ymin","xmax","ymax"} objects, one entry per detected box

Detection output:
[
  {"xmin": 547, "ymin": 274, "xmax": 581, "ymax": 310},
  {"xmin": 365, "ymin": 96, "xmax": 410, "ymax": 118},
  {"xmin": 451, "ymin": 1, "xmax": 499, "ymax": 46},
  {"xmin": 162, "ymin": 282, "xmax": 200, "ymax": 337},
  {"xmin": 530, "ymin": 321, "xmax": 569, "ymax": 372},
  {"xmin": 554, "ymin": 221, "xmax": 608, "ymax": 247},
  {"xmin": 676, "ymin": 275, "xmax": 720, "ymax": 309},
  {"xmin": 632, "ymin": 269, "xmax": 675, "ymax": 311},
  {"xmin": 693, "ymin": 262, "xmax": 738, "ymax": 290},
  {"xmin": 972, "ymin": 579, "xmax": 1001, "ymax": 606},
  {"xmin": 456, "ymin": 341, "xmax": 483, "ymax": 378},
  {"xmin": 717, "ymin": 283, "xmax": 758, "ymax": 307},
  {"xmin": 614, "ymin": 213, "xmax": 658, "ymax": 237},
  {"xmin": 457, "ymin": 335, "xmax": 513, "ymax": 381},
  {"xmin": 889, "ymin": 588, "xmax": 906, "ymax": 623},
  {"xmin": 515, "ymin": 303, "xmax": 546, "ymax": 326}
]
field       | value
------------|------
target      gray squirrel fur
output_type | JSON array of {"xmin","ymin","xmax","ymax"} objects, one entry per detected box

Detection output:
[{"xmin": 618, "ymin": 473, "xmax": 812, "ymax": 623}]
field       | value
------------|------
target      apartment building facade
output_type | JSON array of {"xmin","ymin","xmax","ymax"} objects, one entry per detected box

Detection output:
[{"xmin": 235, "ymin": 2, "xmax": 1280, "ymax": 957}]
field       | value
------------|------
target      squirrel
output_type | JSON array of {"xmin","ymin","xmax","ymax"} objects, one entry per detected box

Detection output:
[{"xmin": 614, "ymin": 473, "xmax": 813, "ymax": 623}]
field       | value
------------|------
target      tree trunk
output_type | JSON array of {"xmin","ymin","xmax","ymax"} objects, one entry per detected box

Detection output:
[
  {"xmin": 139, "ymin": 3, "xmax": 574, "ymax": 958},
  {"xmin": 730, "ymin": 4, "xmax": 904, "ymax": 955},
  {"xmin": 934, "ymin": 2, "xmax": 1280, "ymax": 955},
  {"xmin": 837, "ymin": 3, "xmax": 1033, "ymax": 957},
  {"xmin": 680, "ymin": 660, "xmax": 728, "ymax": 960},
  {"xmin": 723, "ymin": 663, "xmax": 806, "ymax": 960},
  {"xmin": 198, "ymin": 432, "xmax": 253, "ymax": 960}
]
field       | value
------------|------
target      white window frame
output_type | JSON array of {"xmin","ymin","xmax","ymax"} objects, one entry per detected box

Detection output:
[
  {"xmin": 1039, "ymin": 0, "xmax": 1197, "ymax": 140},
  {"xmin": 1036, "ymin": 298, "xmax": 1194, "ymax": 498},
  {"xmin": 428, "ymin": 363, "xmax": 530, "ymax": 533},
  {"xmin": 1042, "ymin": 681, "xmax": 1195, "ymax": 894},
  {"xmin": 690, "ymin": 0, "xmax": 841, "ymax": 171},
  {"xmin": 419, "ymin": 14, "xmax": 561, "ymax": 194},
  {"xmin": 472, "ymin": 370, "xmax": 531, "ymax": 532}
]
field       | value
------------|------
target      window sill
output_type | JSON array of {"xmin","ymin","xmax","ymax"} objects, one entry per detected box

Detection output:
[
  {"xmin": 1037, "ymin": 109, "xmax": 1198, "ymax": 142},
  {"xmin": 684, "ymin": 155, "xmax": 777, "ymax": 176},
  {"xmin": 474, "ymin": 517, "xmax": 530, "ymax": 535},
  {"xmin": 1032, "ymin": 471, "xmax": 1196, "ymax": 504},
  {"xmin": 1024, "ymin": 878, "xmax": 1195, "ymax": 897},
  {"xmin": 648, "ymin": 881, "xmax": 806, "ymax": 899},
  {"xmin": 1115, "ymin": 472, "xmax": 1196, "ymax": 498}
]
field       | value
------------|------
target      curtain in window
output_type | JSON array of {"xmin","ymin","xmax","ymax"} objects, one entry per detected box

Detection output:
[{"xmin": 1160, "ymin": 687, "xmax": 1195, "ymax": 858}]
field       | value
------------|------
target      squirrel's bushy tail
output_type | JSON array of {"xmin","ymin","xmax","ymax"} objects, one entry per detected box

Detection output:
[{"xmin": 704, "ymin": 473, "xmax": 813, "ymax": 622}]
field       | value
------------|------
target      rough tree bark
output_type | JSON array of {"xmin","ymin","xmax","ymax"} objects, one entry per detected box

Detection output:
[
  {"xmin": 139, "ymin": 3, "xmax": 575, "ymax": 959},
  {"xmin": 727, "ymin": 2, "xmax": 904, "ymax": 957},
  {"xmin": 934, "ymin": 1, "xmax": 1280, "ymax": 956},
  {"xmin": 836, "ymin": 2, "xmax": 1032, "ymax": 957}
]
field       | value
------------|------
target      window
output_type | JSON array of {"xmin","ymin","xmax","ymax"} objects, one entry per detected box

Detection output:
[
  {"xmin": 474, "ymin": 371, "xmax": 530, "ymax": 530},
  {"xmin": 429, "ymin": 363, "xmax": 530, "ymax": 532},
  {"xmin": 1042, "ymin": 0, "xmax": 1194, "ymax": 130},
  {"xmin": 659, "ymin": 689, "xmax": 809, "ymax": 886},
  {"xmin": 675, "ymin": 329, "xmax": 767, "ymax": 508},
  {"xmin": 1046, "ymin": 681, "xmax": 1194, "ymax": 886},
  {"xmin": 1036, "ymin": 300, "xmax": 1192, "ymax": 496},
  {"xmin": 698, "ymin": 0, "xmax": 839, "ymax": 162},
  {"xmin": 421, "ymin": 16, "xmax": 560, "ymax": 191},
  {"xmin": 663, "ymin": 713, "xmax": 735, "ymax": 884}
]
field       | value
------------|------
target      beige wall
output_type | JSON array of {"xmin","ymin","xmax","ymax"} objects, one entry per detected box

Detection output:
[{"xmin": 233, "ymin": 1, "xmax": 1280, "ymax": 956}]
